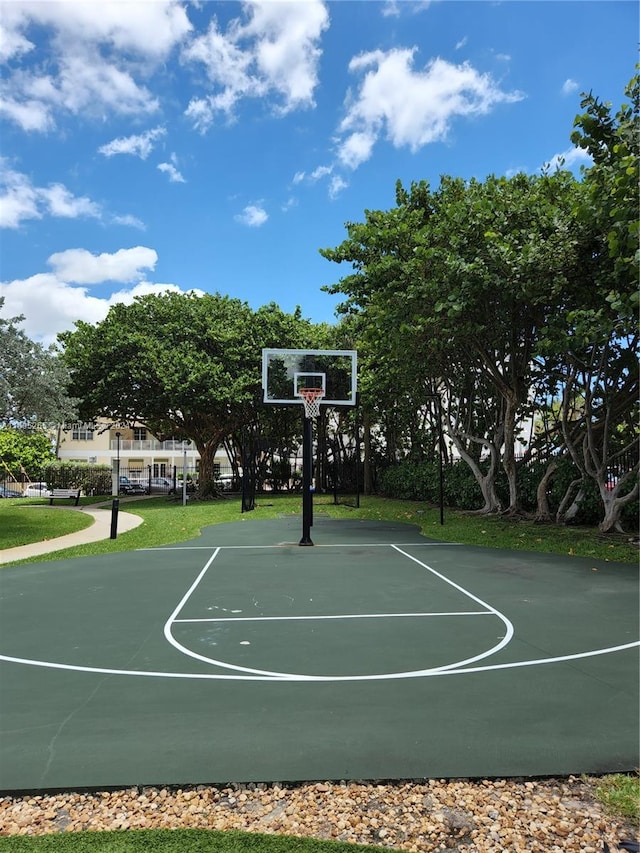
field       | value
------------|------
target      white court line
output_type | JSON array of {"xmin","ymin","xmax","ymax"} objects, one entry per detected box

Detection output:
[
  {"xmin": 2, "ymin": 544, "xmax": 637, "ymax": 682},
  {"xmin": 1, "ymin": 641, "xmax": 637, "ymax": 681},
  {"xmin": 162, "ymin": 546, "xmax": 514, "ymax": 680},
  {"xmin": 140, "ymin": 542, "xmax": 463, "ymax": 551},
  {"xmin": 174, "ymin": 611, "xmax": 491, "ymax": 623}
]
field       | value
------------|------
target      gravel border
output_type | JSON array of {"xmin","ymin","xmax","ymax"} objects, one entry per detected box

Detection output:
[{"xmin": 1, "ymin": 776, "xmax": 637, "ymax": 851}]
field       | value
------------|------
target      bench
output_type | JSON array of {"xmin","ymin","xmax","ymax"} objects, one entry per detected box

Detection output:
[{"xmin": 48, "ymin": 488, "xmax": 81, "ymax": 506}]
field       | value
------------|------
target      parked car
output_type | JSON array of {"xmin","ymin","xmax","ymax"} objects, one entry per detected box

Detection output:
[
  {"xmin": 0, "ymin": 486, "xmax": 23, "ymax": 498},
  {"xmin": 119, "ymin": 476, "xmax": 146, "ymax": 496},
  {"xmin": 147, "ymin": 477, "xmax": 175, "ymax": 494},
  {"xmin": 215, "ymin": 475, "xmax": 236, "ymax": 491},
  {"xmin": 23, "ymin": 482, "xmax": 52, "ymax": 497}
]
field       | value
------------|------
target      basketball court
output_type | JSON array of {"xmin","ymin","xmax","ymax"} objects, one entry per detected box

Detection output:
[
  {"xmin": 0, "ymin": 514, "xmax": 637, "ymax": 793},
  {"xmin": 1, "ymin": 349, "xmax": 637, "ymax": 792}
]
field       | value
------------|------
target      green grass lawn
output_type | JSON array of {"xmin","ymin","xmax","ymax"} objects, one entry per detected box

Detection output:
[
  {"xmin": 0, "ymin": 500, "xmax": 94, "ymax": 549},
  {"xmin": 1, "ymin": 492, "xmax": 636, "ymax": 564},
  {"xmin": 595, "ymin": 771, "xmax": 640, "ymax": 826},
  {"xmin": 0, "ymin": 828, "xmax": 379, "ymax": 853}
]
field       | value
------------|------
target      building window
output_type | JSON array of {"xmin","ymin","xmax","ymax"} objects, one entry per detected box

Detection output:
[
  {"xmin": 133, "ymin": 427, "xmax": 147, "ymax": 441},
  {"xmin": 72, "ymin": 428, "xmax": 93, "ymax": 441}
]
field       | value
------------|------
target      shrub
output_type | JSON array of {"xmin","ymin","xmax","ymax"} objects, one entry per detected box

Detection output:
[
  {"xmin": 379, "ymin": 459, "xmax": 483, "ymax": 509},
  {"xmin": 42, "ymin": 462, "xmax": 112, "ymax": 496}
]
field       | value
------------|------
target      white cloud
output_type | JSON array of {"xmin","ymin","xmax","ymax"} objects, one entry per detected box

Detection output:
[
  {"xmin": 183, "ymin": 0, "xmax": 329, "ymax": 128},
  {"xmin": 382, "ymin": 1, "xmax": 401, "ymax": 17},
  {"xmin": 336, "ymin": 49, "xmax": 524, "ymax": 169},
  {"xmin": 561, "ymin": 78, "xmax": 579, "ymax": 96},
  {"xmin": 3, "ymin": 49, "xmax": 160, "ymax": 131},
  {"xmin": 0, "ymin": 162, "xmax": 41, "ymax": 227},
  {"xmin": 112, "ymin": 214, "xmax": 146, "ymax": 230},
  {"xmin": 382, "ymin": 1, "xmax": 431, "ymax": 17},
  {"xmin": 1, "ymin": 272, "xmax": 113, "ymax": 343},
  {"xmin": 0, "ymin": 27, "xmax": 32, "ymax": 63},
  {"xmin": 1, "ymin": 2, "xmax": 190, "ymax": 132},
  {"xmin": 289, "ymin": 163, "xmax": 346, "ymax": 199},
  {"xmin": 328, "ymin": 175, "xmax": 348, "ymax": 199},
  {"xmin": 310, "ymin": 165, "xmax": 333, "ymax": 182},
  {"xmin": 337, "ymin": 130, "xmax": 377, "ymax": 171},
  {"xmin": 99, "ymin": 127, "xmax": 167, "ymax": 159},
  {"xmin": 455, "ymin": 37, "xmax": 468, "ymax": 50},
  {"xmin": 246, "ymin": 0, "xmax": 329, "ymax": 112},
  {"xmin": 234, "ymin": 204, "xmax": 268, "ymax": 227},
  {"xmin": 39, "ymin": 184, "xmax": 101, "ymax": 220},
  {"xmin": 157, "ymin": 161, "xmax": 186, "ymax": 183},
  {"xmin": 0, "ymin": 245, "xmax": 197, "ymax": 344},
  {"xmin": 47, "ymin": 247, "xmax": 158, "ymax": 284},
  {"xmin": 0, "ymin": 272, "xmax": 189, "ymax": 345},
  {"xmin": 543, "ymin": 146, "xmax": 591, "ymax": 173},
  {"xmin": 184, "ymin": 97, "xmax": 217, "ymax": 134},
  {"xmin": 106, "ymin": 281, "xmax": 187, "ymax": 307},
  {"xmin": 3, "ymin": 1, "xmax": 191, "ymax": 60},
  {"xmin": 57, "ymin": 51, "xmax": 160, "ymax": 116},
  {"xmin": 0, "ymin": 96, "xmax": 53, "ymax": 132},
  {"xmin": 0, "ymin": 162, "xmax": 101, "ymax": 228}
]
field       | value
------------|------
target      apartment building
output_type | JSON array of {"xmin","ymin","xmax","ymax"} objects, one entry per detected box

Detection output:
[{"xmin": 55, "ymin": 420, "xmax": 227, "ymax": 479}]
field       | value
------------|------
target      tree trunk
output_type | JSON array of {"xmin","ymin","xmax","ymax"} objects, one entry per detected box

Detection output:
[
  {"xmin": 196, "ymin": 437, "xmax": 226, "ymax": 498},
  {"xmin": 502, "ymin": 394, "xmax": 519, "ymax": 513},
  {"xmin": 555, "ymin": 478, "xmax": 584, "ymax": 524},
  {"xmin": 476, "ymin": 473, "xmax": 503, "ymax": 514},
  {"xmin": 598, "ymin": 476, "xmax": 639, "ymax": 533},
  {"xmin": 451, "ymin": 435, "xmax": 503, "ymax": 513},
  {"xmin": 534, "ymin": 458, "xmax": 558, "ymax": 522}
]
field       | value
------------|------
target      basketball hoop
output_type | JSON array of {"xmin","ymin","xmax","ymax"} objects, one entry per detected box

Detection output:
[{"xmin": 297, "ymin": 388, "xmax": 324, "ymax": 419}]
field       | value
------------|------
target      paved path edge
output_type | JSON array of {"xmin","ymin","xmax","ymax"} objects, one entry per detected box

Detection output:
[{"xmin": 0, "ymin": 504, "xmax": 144, "ymax": 564}]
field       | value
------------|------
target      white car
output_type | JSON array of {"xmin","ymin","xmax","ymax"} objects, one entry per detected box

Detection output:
[
  {"xmin": 23, "ymin": 482, "xmax": 52, "ymax": 497},
  {"xmin": 215, "ymin": 475, "xmax": 236, "ymax": 491}
]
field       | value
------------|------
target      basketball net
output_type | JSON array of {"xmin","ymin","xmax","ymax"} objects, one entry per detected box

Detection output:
[{"xmin": 297, "ymin": 388, "xmax": 324, "ymax": 419}]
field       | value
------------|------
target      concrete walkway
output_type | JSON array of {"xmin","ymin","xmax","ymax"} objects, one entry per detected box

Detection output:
[{"xmin": 0, "ymin": 502, "xmax": 144, "ymax": 565}]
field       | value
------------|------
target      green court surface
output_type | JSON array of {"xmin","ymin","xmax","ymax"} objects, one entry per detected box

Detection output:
[{"xmin": 0, "ymin": 516, "xmax": 637, "ymax": 793}]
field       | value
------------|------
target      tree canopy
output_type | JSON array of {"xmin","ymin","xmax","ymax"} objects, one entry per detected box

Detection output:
[
  {"xmin": 320, "ymin": 71, "xmax": 638, "ymax": 530},
  {"xmin": 0, "ymin": 298, "xmax": 77, "ymax": 429},
  {"xmin": 0, "ymin": 428, "xmax": 55, "ymax": 481},
  {"xmin": 59, "ymin": 292, "xmax": 316, "ymax": 497}
]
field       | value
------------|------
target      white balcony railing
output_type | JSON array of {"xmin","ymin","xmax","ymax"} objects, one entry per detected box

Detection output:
[{"xmin": 110, "ymin": 439, "xmax": 194, "ymax": 451}]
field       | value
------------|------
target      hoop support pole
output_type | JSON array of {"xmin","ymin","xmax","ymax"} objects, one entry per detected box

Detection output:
[{"xmin": 300, "ymin": 414, "xmax": 314, "ymax": 545}]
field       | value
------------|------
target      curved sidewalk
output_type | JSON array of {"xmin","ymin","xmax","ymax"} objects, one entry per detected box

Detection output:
[{"xmin": 0, "ymin": 504, "xmax": 144, "ymax": 565}]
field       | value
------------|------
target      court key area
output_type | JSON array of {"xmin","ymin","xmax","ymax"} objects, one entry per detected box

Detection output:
[{"xmin": 0, "ymin": 516, "xmax": 637, "ymax": 792}]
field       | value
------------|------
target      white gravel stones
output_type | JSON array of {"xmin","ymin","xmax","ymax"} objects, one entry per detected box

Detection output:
[{"xmin": 0, "ymin": 776, "xmax": 635, "ymax": 851}]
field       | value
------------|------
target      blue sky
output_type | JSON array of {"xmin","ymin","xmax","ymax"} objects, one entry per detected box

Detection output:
[{"xmin": 1, "ymin": 0, "xmax": 637, "ymax": 345}]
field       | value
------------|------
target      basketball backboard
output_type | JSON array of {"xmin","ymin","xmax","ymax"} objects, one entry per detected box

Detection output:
[{"xmin": 262, "ymin": 349, "xmax": 357, "ymax": 406}]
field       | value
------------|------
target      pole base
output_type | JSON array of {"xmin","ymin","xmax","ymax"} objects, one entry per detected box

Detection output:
[{"xmin": 299, "ymin": 537, "xmax": 314, "ymax": 546}]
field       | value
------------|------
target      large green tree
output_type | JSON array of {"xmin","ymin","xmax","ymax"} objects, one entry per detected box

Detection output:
[
  {"xmin": 322, "ymin": 171, "xmax": 586, "ymax": 513},
  {"xmin": 320, "ymin": 71, "xmax": 638, "ymax": 529},
  {"xmin": 59, "ymin": 292, "xmax": 314, "ymax": 497},
  {"xmin": 540, "ymin": 70, "xmax": 640, "ymax": 532},
  {"xmin": 0, "ymin": 298, "xmax": 77, "ymax": 429}
]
